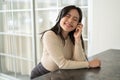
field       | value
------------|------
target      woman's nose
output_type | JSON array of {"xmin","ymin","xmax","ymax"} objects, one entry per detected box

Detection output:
[{"xmin": 68, "ymin": 17, "xmax": 73, "ymax": 23}]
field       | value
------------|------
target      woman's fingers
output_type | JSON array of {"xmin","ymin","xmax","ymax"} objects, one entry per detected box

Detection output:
[{"xmin": 89, "ymin": 59, "xmax": 101, "ymax": 68}]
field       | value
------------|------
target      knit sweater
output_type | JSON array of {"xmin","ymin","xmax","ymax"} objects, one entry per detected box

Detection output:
[{"xmin": 41, "ymin": 30, "xmax": 89, "ymax": 71}]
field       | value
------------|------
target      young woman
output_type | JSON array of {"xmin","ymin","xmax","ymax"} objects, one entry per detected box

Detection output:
[{"xmin": 30, "ymin": 5, "xmax": 101, "ymax": 79}]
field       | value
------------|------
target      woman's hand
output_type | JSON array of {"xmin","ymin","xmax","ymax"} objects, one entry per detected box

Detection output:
[
  {"xmin": 74, "ymin": 23, "xmax": 83, "ymax": 41},
  {"xmin": 88, "ymin": 58, "xmax": 101, "ymax": 68}
]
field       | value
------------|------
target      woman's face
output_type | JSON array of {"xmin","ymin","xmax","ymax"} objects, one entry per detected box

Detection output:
[{"xmin": 60, "ymin": 9, "xmax": 80, "ymax": 33}]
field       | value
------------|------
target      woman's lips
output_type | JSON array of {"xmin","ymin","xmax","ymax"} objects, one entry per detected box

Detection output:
[{"xmin": 65, "ymin": 23, "xmax": 73, "ymax": 28}]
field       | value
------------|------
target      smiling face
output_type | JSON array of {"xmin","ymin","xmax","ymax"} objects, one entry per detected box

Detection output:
[{"xmin": 60, "ymin": 9, "xmax": 80, "ymax": 34}]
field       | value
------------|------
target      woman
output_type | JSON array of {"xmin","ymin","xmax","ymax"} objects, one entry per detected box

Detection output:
[{"xmin": 30, "ymin": 5, "xmax": 101, "ymax": 79}]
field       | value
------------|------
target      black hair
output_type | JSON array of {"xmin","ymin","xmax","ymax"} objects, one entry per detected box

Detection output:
[{"xmin": 41, "ymin": 5, "xmax": 85, "ymax": 50}]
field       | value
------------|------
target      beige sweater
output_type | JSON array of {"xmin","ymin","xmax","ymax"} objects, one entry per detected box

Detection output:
[{"xmin": 41, "ymin": 30, "xmax": 89, "ymax": 71}]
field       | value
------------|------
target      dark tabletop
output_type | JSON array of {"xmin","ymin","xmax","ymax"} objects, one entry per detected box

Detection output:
[{"xmin": 33, "ymin": 49, "xmax": 120, "ymax": 80}]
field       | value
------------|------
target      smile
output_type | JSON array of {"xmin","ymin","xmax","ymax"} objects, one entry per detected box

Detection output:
[{"xmin": 65, "ymin": 23, "xmax": 73, "ymax": 28}]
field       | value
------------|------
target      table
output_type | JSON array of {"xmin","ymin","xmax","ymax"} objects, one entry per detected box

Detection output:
[{"xmin": 33, "ymin": 49, "xmax": 120, "ymax": 80}]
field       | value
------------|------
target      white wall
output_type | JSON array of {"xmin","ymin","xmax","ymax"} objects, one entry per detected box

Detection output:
[{"xmin": 89, "ymin": 0, "xmax": 120, "ymax": 56}]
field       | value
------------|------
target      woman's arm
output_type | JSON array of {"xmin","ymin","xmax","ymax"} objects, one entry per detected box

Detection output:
[
  {"xmin": 72, "ymin": 23, "xmax": 87, "ymax": 61},
  {"xmin": 72, "ymin": 23, "xmax": 101, "ymax": 68}
]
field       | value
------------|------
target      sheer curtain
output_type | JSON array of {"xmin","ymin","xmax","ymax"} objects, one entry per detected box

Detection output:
[{"xmin": 0, "ymin": 0, "xmax": 34, "ymax": 79}]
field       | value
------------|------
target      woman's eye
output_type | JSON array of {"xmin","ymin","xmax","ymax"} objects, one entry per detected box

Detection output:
[
  {"xmin": 73, "ymin": 18, "xmax": 78, "ymax": 22},
  {"xmin": 73, "ymin": 19, "xmax": 77, "ymax": 21}
]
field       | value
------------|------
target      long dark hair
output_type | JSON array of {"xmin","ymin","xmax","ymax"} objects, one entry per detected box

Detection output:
[{"xmin": 41, "ymin": 5, "xmax": 85, "ymax": 50}]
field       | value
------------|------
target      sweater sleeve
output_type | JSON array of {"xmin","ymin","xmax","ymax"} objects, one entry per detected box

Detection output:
[
  {"xmin": 43, "ymin": 31, "xmax": 89, "ymax": 69},
  {"xmin": 72, "ymin": 40, "xmax": 88, "ymax": 61}
]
